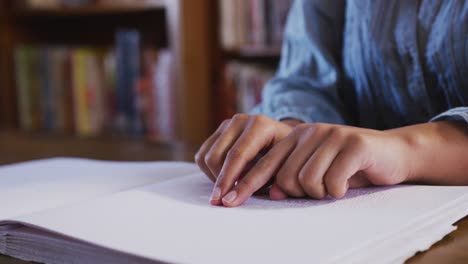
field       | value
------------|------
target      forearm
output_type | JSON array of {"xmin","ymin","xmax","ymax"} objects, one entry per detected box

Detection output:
[{"xmin": 390, "ymin": 121, "xmax": 468, "ymax": 185}]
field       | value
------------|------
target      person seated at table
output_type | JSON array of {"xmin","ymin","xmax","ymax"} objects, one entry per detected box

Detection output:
[{"xmin": 195, "ymin": 0, "xmax": 468, "ymax": 207}]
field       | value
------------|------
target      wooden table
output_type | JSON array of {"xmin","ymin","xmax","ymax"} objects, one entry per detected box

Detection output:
[{"xmin": 0, "ymin": 131, "xmax": 467, "ymax": 264}]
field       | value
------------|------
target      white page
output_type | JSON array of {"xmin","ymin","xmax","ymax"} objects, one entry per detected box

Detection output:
[
  {"xmin": 0, "ymin": 158, "xmax": 199, "ymax": 219},
  {"xmin": 11, "ymin": 173, "xmax": 468, "ymax": 264}
]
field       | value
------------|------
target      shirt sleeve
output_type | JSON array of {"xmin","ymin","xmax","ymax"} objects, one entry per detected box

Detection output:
[
  {"xmin": 430, "ymin": 107, "xmax": 468, "ymax": 123},
  {"xmin": 251, "ymin": 0, "xmax": 347, "ymax": 125}
]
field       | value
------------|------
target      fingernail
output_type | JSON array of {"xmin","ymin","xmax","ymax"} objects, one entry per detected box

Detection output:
[
  {"xmin": 210, "ymin": 187, "xmax": 221, "ymax": 201},
  {"xmin": 222, "ymin": 190, "xmax": 237, "ymax": 204}
]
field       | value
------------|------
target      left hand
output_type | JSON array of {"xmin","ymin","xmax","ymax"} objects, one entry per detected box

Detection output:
[{"xmin": 220, "ymin": 123, "xmax": 413, "ymax": 207}]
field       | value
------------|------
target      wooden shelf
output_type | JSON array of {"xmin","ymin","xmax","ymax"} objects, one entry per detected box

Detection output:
[
  {"xmin": 223, "ymin": 46, "xmax": 281, "ymax": 58},
  {"xmin": 0, "ymin": 130, "xmax": 197, "ymax": 165},
  {"xmin": 14, "ymin": 1, "xmax": 166, "ymax": 17}
]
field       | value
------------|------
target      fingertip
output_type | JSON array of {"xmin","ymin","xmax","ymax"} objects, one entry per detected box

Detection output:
[
  {"xmin": 210, "ymin": 199, "xmax": 223, "ymax": 206},
  {"xmin": 221, "ymin": 190, "xmax": 244, "ymax": 207},
  {"xmin": 269, "ymin": 184, "xmax": 288, "ymax": 200},
  {"xmin": 209, "ymin": 187, "xmax": 223, "ymax": 205},
  {"xmin": 328, "ymin": 184, "xmax": 347, "ymax": 199}
]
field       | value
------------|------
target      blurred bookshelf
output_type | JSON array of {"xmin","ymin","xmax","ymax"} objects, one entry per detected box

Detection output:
[
  {"xmin": 215, "ymin": 0, "xmax": 291, "ymax": 124},
  {"xmin": 0, "ymin": 0, "xmax": 215, "ymax": 157},
  {"xmin": 13, "ymin": 0, "xmax": 166, "ymax": 16}
]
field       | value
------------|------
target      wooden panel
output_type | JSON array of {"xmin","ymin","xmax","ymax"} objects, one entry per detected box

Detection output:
[
  {"xmin": 11, "ymin": 10, "xmax": 167, "ymax": 47},
  {"xmin": 0, "ymin": 131, "xmax": 196, "ymax": 164},
  {"xmin": 12, "ymin": 0, "xmax": 166, "ymax": 16},
  {"xmin": 166, "ymin": 0, "xmax": 215, "ymax": 147},
  {"xmin": 0, "ymin": 1, "xmax": 18, "ymax": 129}
]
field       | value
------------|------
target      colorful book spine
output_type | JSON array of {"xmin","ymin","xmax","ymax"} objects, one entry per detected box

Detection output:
[
  {"xmin": 14, "ymin": 46, "xmax": 32, "ymax": 131},
  {"xmin": 115, "ymin": 30, "xmax": 141, "ymax": 135},
  {"xmin": 102, "ymin": 50, "xmax": 117, "ymax": 132},
  {"xmin": 71, "ymin": 49, "xmax": 91, "ymax": 136},
  {"xmin": 50, "ymin": 47, "xmax": 70, "ymax": 133},
  {"xmin": 84, "ymin": 50, "xmax": 106, "ymax": 135},
  {"xmin": 152, "ymin": 49, "xmax": 175, "ymax": 140}
]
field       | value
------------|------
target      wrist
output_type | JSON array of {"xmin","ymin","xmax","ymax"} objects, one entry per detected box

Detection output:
[
  {"xmin": 387, "ymin": 121, "xmax": 468, "ymax": 184},
  {"xmin": 386, "ymin": 124, "xmax": 431, "ymax": 183}
]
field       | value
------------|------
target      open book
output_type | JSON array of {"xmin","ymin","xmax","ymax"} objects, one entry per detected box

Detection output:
[{"xmin": 1, "ymin": 158, "xmax": 468, "ymax": 264}]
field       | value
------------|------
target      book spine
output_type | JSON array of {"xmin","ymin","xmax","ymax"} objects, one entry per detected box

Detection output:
[
  {"xmin": 263, "ymin": 0, "xmax": 272, "ymax": 46},
  {"xmin": 14, "ymin": 46, "xmax": 32, "ymax": 131},
  {"xmin": 250, "ymin": 0, "xmax": 266, "ymax": 47},
  {"xmin": 153, "ymin": 49, "xmax": 175, "ymax": 140},
  {"xmin": 135, "ymin": 48, "xmax": 158, "ymax": 137},
  {"xmin": 103, "ymin": 50, "xmax": 117, "ymax": 133},
  {"xmin": 71, "ymin": 49, "xmax": 91, "ymax": 136},
  {"xmin": 270, "ymin": 0, "xmax": 292, "ymax": 47},
  {"xmin": 220, "ymin": 0, "xmax": 236, "ymax": 50},
  {"xmin": 235, "ymin": 0, "xmax": 248, "ymax": 48},
  {"xmin": 84, "ymin": 51, "xmax": 106, "ymax": 135},
  {"xmin": 28, "ymin": 47, "xmax": 42, "ymax": 131},
  {"xmin": 50, "ymin": 47, "xmax": 66, "ymax": 133},
  {"xmin": 62, "ymin": 49, "xmax": 75, "ymax": 134},
  {"xmin": 39, "ymin": 47, "xmax": 55, "ymax": 131},
  {"xmin": 115, "ymin": 30, "xmax": 141, "ymax": 135}
]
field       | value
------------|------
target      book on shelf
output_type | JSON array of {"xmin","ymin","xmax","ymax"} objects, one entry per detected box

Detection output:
[
  {"xmin": 115, "ymin": 29, "xmax": 141, "ymax": 135},
  {"xmin": 1, "ymin": 158, "xmax": 468, "ymax": 264},
  {"xmin": 14, "ymin": 30, "xmax": 176, "ymax": 140},
  {"xmin": 14, "ymin": 46, "xmax": 42, "ymax": 131},
  {"xmin": 217, "ymin": 61, "xmax": 275, "ymax": 123},
  {"xmin": 219, "ymin": 0, "xmax": 292, "ymax": 51},
  {"xmin": 136, "ymin": 49, "xmax": 175, "ymax": 142},
  {"xmin": 71, "ymin": 48, "xmax": 107, "ymax": 136}
]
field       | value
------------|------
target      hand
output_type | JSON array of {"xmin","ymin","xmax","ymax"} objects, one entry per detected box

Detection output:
[
  {"xmin": 220, "ymin": 123, "xmax": 414, "ymax": 207},
  {"xmin": 194, "ymin": 114, "xmax": 295, "ymax": 205}
]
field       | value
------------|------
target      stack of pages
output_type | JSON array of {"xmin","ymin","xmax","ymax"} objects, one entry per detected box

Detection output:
[{"xmin": 0, "ymin": 158, "xmax": 467, "ymax": 264}]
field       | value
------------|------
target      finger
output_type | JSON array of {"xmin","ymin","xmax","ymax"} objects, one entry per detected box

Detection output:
[
  {"xmin": 298, "ymin": 133, "xmax": 342, "ymax": 199},
  {"xmin": 348, "ymin": 171, "xmax": 372, "ymax": 189},
  {"xmin": 221, "ymin": 137, "xmax": 295, "ymax": 207},
  {"xmin": 204, "ymin": 117, "xmax": 248, "ymax": 178},
  {"xmin": 195, "ymin": 120, "xmax": 229, "ymax": 182},
  {"xmin": 269, "ymin": 182, "xmax": 288, "ymax": 200},
  {"xmin": 276, "ymin": 125, "xmax": 324, "ymax": 197},
  {"xmin": 210, "ymin": 115, "xmax": 277, "ymax": 205},
  {"xmin": 323, "ymin": 145, "xmax": 364, "ymax": 198}
]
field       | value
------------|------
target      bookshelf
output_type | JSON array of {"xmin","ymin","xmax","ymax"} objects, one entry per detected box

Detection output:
[
  {"xmin": 0, "ymin": 0, "xmax": 215, "ymax": 151},
  {"xmin": 214, "ymin": 0, "xmax": 291, "ymax": 123},
  {"xmin": 13, "ymin": 1, "xmax": 167, "ymax": 16}
]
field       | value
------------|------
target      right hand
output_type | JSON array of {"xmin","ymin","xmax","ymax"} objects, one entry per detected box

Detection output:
[{"xmin": 195, "ymin": 114, "xmax": 295, "ymax": 205}]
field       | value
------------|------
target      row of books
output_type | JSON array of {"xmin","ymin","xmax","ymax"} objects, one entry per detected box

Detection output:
[
  {"xmin": 220, "ymin": 0, "xmax": 292, "ymax": 51},
  {"xmin": 216, "ymin": 61, "xmax": 275, "ymax": 123},
  {"xmin": 14, "ymin": 30, "xmax": 175, "ymax": 140}
]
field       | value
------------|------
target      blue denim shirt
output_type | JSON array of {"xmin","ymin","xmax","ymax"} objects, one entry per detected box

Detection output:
[{"xmin": 253, "ymin": 0, "xmax": 468, "ymax": 129}]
